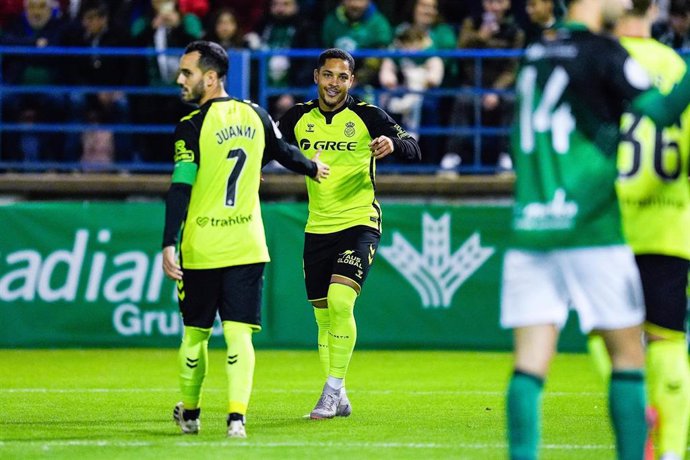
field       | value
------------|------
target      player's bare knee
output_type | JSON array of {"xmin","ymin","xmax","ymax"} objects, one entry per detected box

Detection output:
[{"xmin": 602, "ymin": 327, "xmax": 645, "ymax": 369}]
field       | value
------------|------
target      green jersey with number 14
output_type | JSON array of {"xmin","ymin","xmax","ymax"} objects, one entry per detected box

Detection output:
[
  {"xmin": 511, "ymin": 23, "xmax": 651, "ymax": 250},
  {"xmin": 616, "ymin": 37, "xmax": 690, "ymax": 260}
]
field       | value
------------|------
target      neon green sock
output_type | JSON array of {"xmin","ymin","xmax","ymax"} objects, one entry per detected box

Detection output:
[
  {"xmin": 507, "ymin": 370, "xmax": 543, "ymax": 460},
  {"xmin": 222, "ymin": 321, "xmax": 256, "ymax": 415},
  {"xmin": 587, "ymin": 334, "xmax": 611, "ymax": 386},
  {"xmin": 647, "ymin": 338, "xmax": 690, "ymax": 458},
  {"xmin": 609, "ymin": 370, "xmax": 647, "ymax": 460},
  {"xmin": 313, "ymin": 307, "xmax": 330, "ymax": 378},
  {"xmin": 327, "ymin": 283, "xmax": 358, "ymax": 379},
  {"xmin": 178, "ymin": 326, "xmax": 212, "ymax": 409}
]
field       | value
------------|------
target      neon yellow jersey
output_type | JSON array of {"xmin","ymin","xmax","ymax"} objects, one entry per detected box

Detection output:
[
  {"xmin": 173, "ymin": 98, "xmax": 270, "ymax": 269},
  {"xmin": 279, "ymin": 95, "xmax": 420, "ymax": 234},
  {"xmin": 617, "ymin": 37, "xmax": 690, "ymax": 259}
]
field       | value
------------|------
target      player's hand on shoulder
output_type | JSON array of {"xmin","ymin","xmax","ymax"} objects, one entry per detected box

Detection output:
[
  {"xmin": 369, "ymin": 136, "xmax": 394, "ymax": 159},
  {"xmin": 162, "ymin": 245, "xmax": 183, "ymax": 281},
  {"xmin": 311, "ymin": 149, "xmax": 330, "ymax": 183}
]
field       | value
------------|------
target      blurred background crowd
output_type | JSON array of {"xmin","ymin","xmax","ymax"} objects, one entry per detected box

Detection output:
[{"xmin": 0, "ymin": 0, "xmax": 686, "ymax": 172}]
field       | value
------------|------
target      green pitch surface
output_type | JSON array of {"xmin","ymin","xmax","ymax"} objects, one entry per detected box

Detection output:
[{"xmin": 2, "ymin": 349, "xmax": 620, "ymax": 459}]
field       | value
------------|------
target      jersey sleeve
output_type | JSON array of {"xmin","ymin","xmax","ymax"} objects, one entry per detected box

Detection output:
[
  {"xmin": 162, "ymin": 119, "xmax": 199, "ymax": 247},
  {"xmin": 363, "ymin": 105, "xmax": 422, "ymax": 161},
  {"xmin": 252, "ymin": 103, "xmax": 316, "ymax": 177},
  {"xmin": 277, "ymin": 106, "xmax": 299, "ymax": 145},
  {"xmin": 171, "ymin": 120, "xmax": 200, "ymax": 185},
  {"xmin": 632, "ymin": 61, "xmax": 690, "ymax": 127}
]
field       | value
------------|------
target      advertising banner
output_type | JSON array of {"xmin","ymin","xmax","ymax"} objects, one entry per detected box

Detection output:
[{"xmin": 0, "ymin": 202, "xmax": 586, "ymax": 350}]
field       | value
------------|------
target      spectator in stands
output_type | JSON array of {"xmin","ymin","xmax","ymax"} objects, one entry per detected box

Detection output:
[
  {"xmin": 379, "ymin": 26, "xmax": 443, "ymax": 160},
  {"xmin": 322, "ymin": 0, "xmax": 393, "ymax": 86},
  {"xmin": 445, "ymin": 0, "xmax": 524, "ymax": 171},
  {"xmin": 523, "ymin": 0, "xmax": 557, "ymax": 44},
  {"xmin": 59, "ymin": 0, "xmax": 141, "ymax": 25},
  {"xmin": 204, "ymin": 7, "xmax": 248, "ymax": 49},
  {"xmin": 131, "ymin": 0, "xmax": 203, "ymax": 85},
  {"xmin": 1, "ymin": 0, "xmax": 68, "ymax": 163},
  {"xmin": 209, "ymin": 0, "xmax": 266, "ymax": 34},
  {"xmin": 653, "ymin": 0, "xmax": 690, "ymax": 49},
  {"xmin": 394, "ymin": 0, "xmax": 457, "ymax": 164},
  {"xmin": 129, "ymin": 0, "xmax": 203, "ymax": 163},
  {"xmin": 62, "ymin": 0, "xmax": 134, "ymax": 167},
  {"xmin": 397, "ymin": 0, "xmax": 456, "ymax": 52},
  {"xmin": 245, "ymin": 0, "xmax": 318, "ymax": 118}
]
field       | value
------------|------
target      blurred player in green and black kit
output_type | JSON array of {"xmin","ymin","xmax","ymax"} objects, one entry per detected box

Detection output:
[
  {"xmin": 278, "ymin": 48, "xmax": 421, "ymax": 419},
  {"xmin": 502, "ymin": 0, "xmax": 690, "ymax": 458},
  {"xmin": 161, "ymin": 41, "xmax": 329, "ymax": 438},
  {"xmin": 586, "ymin": 1, "xmax": 690, "ymax": 459}
]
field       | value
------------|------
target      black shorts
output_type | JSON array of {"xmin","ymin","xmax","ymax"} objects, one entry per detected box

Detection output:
[
  {"xmin": 178, "ymin": 263, "xmax": 264, "ymax": 329},
  {"xmin": 303, "ymin": 226, "xmax": 381, "ymax": 301},
  {"xmin": 635, "ymin": 254, "xmax": 689, "ymax": 332}
]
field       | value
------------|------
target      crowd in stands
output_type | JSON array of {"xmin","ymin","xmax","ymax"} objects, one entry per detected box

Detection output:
[{"xmin": 0, "ymin": 0, "xmax": 687, "ymax": 171}]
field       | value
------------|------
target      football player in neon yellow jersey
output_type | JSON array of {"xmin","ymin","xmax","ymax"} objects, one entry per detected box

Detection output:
[
  {"xmin": 279, "ymin": 48, "xmax": 421, "ymax": 419},
  {"xmin": 587, "ymin": 1, "xmax": 690, "ymax": 458},
  {"xmin": 161, "ymin": 41, "xmax": 329, "ymax": 438}
]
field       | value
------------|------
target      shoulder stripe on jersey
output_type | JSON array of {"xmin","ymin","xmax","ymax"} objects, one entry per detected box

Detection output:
[{"xmin": 180, "ymin": 109, "xmax": 201, "ymax": 122}]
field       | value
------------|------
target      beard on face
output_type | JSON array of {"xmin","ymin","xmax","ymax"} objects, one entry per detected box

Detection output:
[
  {"xmin": 182, "ymin": 79, "xmax": 205, "ymax": 104},
  {"xmin": 319, "ymin": 86, "xmax": 343, "ymax": 108}
]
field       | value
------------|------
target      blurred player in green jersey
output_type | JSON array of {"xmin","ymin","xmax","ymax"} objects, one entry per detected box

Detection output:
[
  {"xmin": 503, "ymin": 0, "xmax": 690, "ymax": 458},
  {"xmin": 587, "ymin": 1, "xmax": 690, "ymax": 458},
  {"xmin": 279, "ymin": 48, "xmax": 421, "ymax": 419},
  {"xmin": 161, "ymin": 41, "xmax": 329, "ymax": 437}
]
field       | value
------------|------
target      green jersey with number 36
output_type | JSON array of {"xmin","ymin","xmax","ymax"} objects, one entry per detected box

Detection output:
[
  {"xmin": 616, "ymin": 37, "xmax": 690, "ymax": 260},
  {"xmin": 511, "ymin": 23, "xmax": 652, "ymax": 249}
]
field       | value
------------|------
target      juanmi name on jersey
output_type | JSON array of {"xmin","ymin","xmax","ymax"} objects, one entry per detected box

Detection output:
[{"xmin": 215, "ymin": 124, "xmax": 256, "ymax": 144}]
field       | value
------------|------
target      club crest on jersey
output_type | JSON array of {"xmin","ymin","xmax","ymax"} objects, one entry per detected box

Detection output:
[
  {"xmin": 344, "ymin": 121, "xmax": 355, "ymax": 137},
  {"xmin": 174, "ymin": 140, "xmax": 194, "ymax": 162},
  {"xmin": 306, "ymin": 123, "xmax": 315, "ymax": 133}
]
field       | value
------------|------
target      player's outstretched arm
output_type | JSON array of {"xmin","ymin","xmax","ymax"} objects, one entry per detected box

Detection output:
[
  {"xmin": 363, "ymin": 105, "xmax": 421, "ymax": 161},
  {"xmin": 633, "ymin": 63, "xmax": 690, "ymax": 127}
]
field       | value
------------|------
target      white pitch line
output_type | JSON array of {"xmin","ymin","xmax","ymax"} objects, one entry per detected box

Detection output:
[
  {"xmin": 0, "ymin": 439, "xmax": 617, "ymax": 450},
  {"xmin": 0, "ymin": 388, "xmax": 603, "ymax": 397},
  {"xmin": 2, "ymin": 440, "xmax": 687, "ymax": 452}
]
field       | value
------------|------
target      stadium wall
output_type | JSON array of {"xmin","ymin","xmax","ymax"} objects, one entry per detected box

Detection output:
[{"xmin": 0, "ymin": 201, "xmax": 587, "ymax": 351}]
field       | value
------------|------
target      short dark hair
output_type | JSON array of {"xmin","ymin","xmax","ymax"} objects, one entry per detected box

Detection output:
[
  {"xmin": 317, "ymin": 48, "xmax": 355, "ymax": 72},
  {"xmin": 80, "ymin": 0, "xmax": 109, "ymax": 17},
  {"xmin": 183, "ymin": 41, "xmax": 229, "ymax": 78}
]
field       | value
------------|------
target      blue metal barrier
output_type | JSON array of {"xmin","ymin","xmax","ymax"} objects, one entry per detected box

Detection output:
[{"xmin": 0, "ymin": 46, "xmax": 519, "ymax": 174}]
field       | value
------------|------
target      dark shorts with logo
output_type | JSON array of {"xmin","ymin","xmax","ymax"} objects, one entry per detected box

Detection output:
[
  {"xmin": 635, "ymin": 254, "xmax": 689, "ymax": 332},
  {"xmin": 178, "ymin": 263, "xmax": 264, "ymax": 329},
  {"xmin": 303, "ymin": 225, "xmax": 381, "ymax": 301}
]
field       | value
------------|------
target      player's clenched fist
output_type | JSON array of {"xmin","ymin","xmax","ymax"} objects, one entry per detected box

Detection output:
[{"xmin": 369, "ymin": 136, "xmax": 394, "ymax": 159}]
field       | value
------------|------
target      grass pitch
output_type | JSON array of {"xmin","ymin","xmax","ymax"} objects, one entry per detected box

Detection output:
[{"xmin": 1, "ymin": 349, "xmax": 621, "ymax": 459}]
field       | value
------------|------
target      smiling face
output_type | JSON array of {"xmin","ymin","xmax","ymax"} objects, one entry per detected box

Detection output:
[
  {"xmin": 176, "ymin": 51, "xmax": 206, "ymax": 104},
  {"xmin": 314, "ymin": 58, "xmax": 355, "ymax": 112}
]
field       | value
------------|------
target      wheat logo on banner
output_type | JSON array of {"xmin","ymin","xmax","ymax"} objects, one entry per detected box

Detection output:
[{"xmin": 379, "ymin": 213, "xmax": 495, "ymax": 308}]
